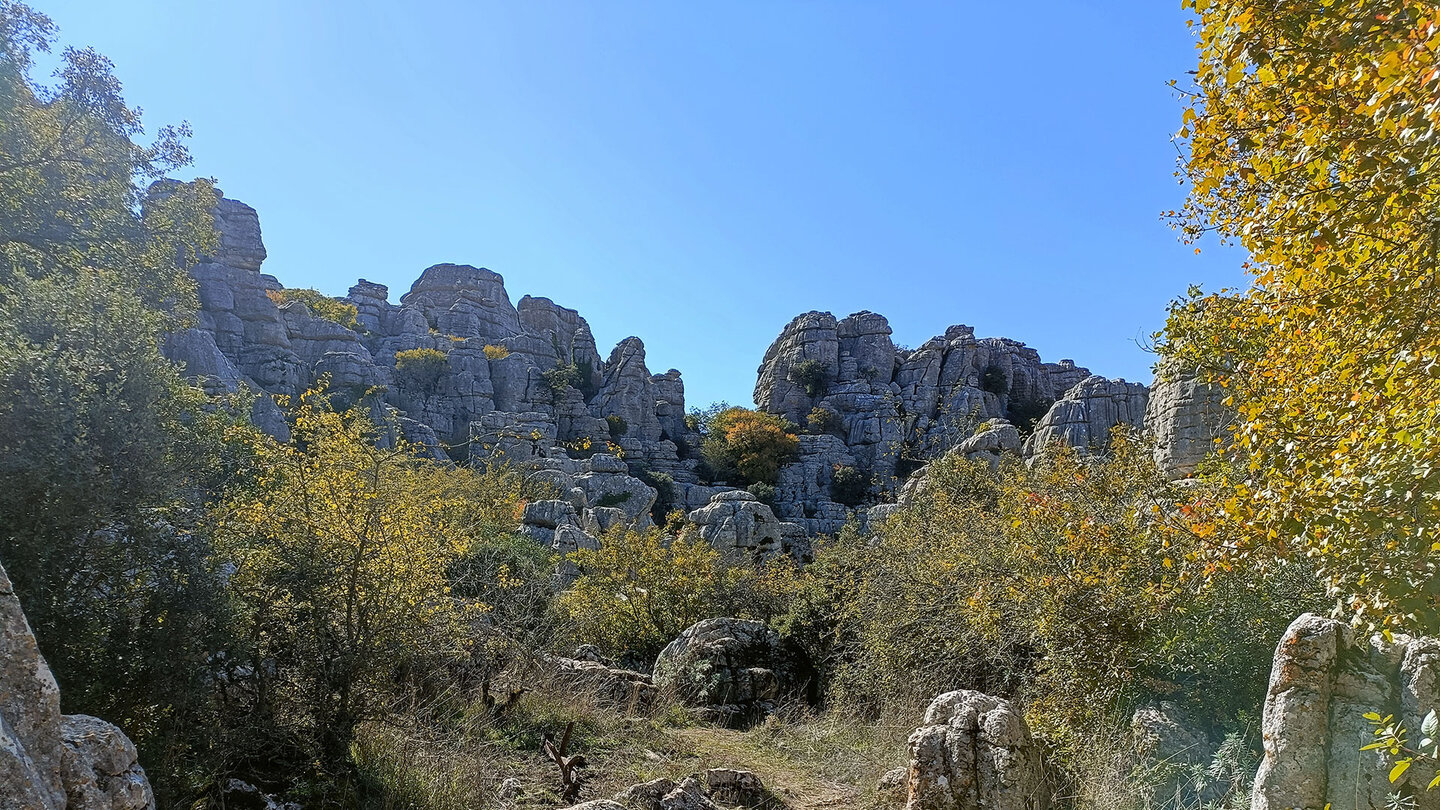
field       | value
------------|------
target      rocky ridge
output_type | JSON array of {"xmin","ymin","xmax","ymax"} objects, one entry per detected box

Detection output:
[{"xmin": 162, "ymin": 186, "xmax": 1226, "ymax": 551}]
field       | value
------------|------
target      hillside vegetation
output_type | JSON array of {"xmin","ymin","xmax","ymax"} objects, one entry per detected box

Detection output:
[{"xmin": 3, "ymin": 1, "xmax": 1440, "ymax": 808}]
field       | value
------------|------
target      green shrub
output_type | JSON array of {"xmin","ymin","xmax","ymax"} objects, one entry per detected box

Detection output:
[
  {"xmin": 267, "ymin": 288, "xmax": 359, "ymax": 330},
  {"xmin": 633, "ymin": 467, "xmax": 675, "ymax": 525},
  {"xmin": 807, "ymin": 406, "xmax": 844, "ymax": 436},
  {"xmin": 605, "ymin": 414, "xmax": 628, "ymax": 439},
  {"xmin": 596, "ymin": 491, "xmax": 632, "ymax": 508},
  {"xmin": 394, "ymin": 347, "xmax": 448, "ymax": 393},
  {"xmin": 746, "ymin": 481, "xmax": 778, "ymax": 509},
  {"xmin": 829, "ymin": 464, "xmax": 870, "ymax": 507},
  {"xmin": 790, "ymin": 358, "xmax": 832, "ymax": 398},
  {"xmin": 806, "ymin": 430, "xmax": 1325, "ymax": 756},
  {"xmin": 574, "ymin": 359, "xmax": 598, "ymax": 400},
  {"xmin": 541, "ymin": 363, "xmax": 580, "ymax": 394}
]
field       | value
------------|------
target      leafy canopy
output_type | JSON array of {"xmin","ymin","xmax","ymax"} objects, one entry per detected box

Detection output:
[
  {"xmin": 698, "ymin": 406, "xmax": 799, "ymax": 486},
  {"xmin": 212, "ymin": 388, "xmax": 531, "ymax": 770},
  {"xmin": 1165, "ymin": 0, "xmax": 1440, "ymax": 633}
]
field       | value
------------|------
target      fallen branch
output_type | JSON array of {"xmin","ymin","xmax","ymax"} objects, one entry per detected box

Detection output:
[{"xmin": 542, "ymin": 721, "xmax": 588, "ymax": 803}]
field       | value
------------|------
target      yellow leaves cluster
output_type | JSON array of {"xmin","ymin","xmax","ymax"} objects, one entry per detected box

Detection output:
[
  {"xmin": 1169, "ymin": 0, "xmax": 1440, "ymax": 633},
  {"xmin": 556, "ymin": 528, "xmax": 726, "ymax": 655},
  {"xmin": 212, "ymin": 387, "xmax": 533, "ymax": 728},
  {"xmin": 701, "ymin": 407, "xmax": 799, "ymax": 486}
]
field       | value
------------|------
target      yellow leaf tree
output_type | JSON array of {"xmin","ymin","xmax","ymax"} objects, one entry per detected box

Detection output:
[
  {"xmin": 1165, "ymin": 1, "xmax": 1440, "ymax": 633},
  {"xmin": 213, "ymin": 389, "xmax": 519, "ymax": 769}
]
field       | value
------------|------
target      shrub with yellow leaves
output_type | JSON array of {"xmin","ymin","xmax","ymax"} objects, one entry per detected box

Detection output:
[
  {"xmin": 807, "ymin": 430, "xmax": 1322, "ymax": 755},
  {"xmin": 212, "ymin": 387, "xmax": 534, "ymax": 772},
  {"xmin": 1166, "ymin": 0, "xmax": 1440, "ymax": 636}
]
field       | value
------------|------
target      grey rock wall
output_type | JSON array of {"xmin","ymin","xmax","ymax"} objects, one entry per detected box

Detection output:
[
  {"xmin": 1252, "ymin": 614, "xmax": 1440, "ymax": 810},
  {"xmin": 0, "ymin": 559, "xmax": 154, "ymax": 810}
]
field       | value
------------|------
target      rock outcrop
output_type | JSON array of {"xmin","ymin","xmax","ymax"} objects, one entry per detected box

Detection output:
[
  {"xmin": 686, "ymin": 491, "xmax": 805, "ymax": 560},
  {"xmin": 613, "ymin": 776, "xmax": 723, "ymax": 810},
  {"xmin": 1130, "ymin": 702, "xmax": 1219, "ymax": 807},
  {"xmin": 163, "ymin": 186, "xmax": 1174, "ymax": 548},
  {"xmin": 1144, "ymin": 359, "xmax": 1232, "ymax": 479},
  {"xmin": 1251, "ymin": 614, "xmax": 1440, "ymax": 810},
  {"xmin": 905, "ymin": 690, "xmax": 1048, "ymax": 810},
  {"xmin": 1022, "ymin": 375, "xmax": 1148, "ymax": 460},
  {"xmin": 548, "ymin": 656, "xmax": 657, "ymax": 713},
  {"xmin": 750, "ymin": 310, "xmax": 1142, "ymax": 534},
  {"xmin": 0, "ymin": 559, "xmax": 154, "ymax": 810},
  {"xmin": 653, "ymin": 618, "xmax": 809, "ymax": 727}
]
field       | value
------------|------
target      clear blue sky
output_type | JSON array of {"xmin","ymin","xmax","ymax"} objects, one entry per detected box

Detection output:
[{"xmin": 43, "ymin": 0, "xmax": 1245, "ymax": 408}]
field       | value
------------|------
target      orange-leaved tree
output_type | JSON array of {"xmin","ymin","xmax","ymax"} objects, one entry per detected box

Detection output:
[{"xmin": 699, "ymin": 406, "xmax": 799, "ymax": 486}]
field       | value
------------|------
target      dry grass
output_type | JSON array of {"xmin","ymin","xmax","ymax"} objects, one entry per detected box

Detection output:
[{"xmin": 353, "ymin": 665, "xmax": 920, "ymax": 810}]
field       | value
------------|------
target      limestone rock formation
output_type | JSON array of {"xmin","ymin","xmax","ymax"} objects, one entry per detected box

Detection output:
[
  {"xmin": 772, "ymin": 434, "xmax": 860, "ymax": 536},
  {"xmin": 59, "ymin": 716, "xmax": 153, "ymax": 810},
  {"xmin": 905, "ymin": 690, "xmax": 1048, "ymax": 810},
  {"xmin": 1251, "ymin": 614, "xmax": 1440, "ymax": 810},
  {"xmin": 653, "ymin": 618, "xmax": 809, "ymax": 727},
  {"xmin": 0, "ymin": 559, "xmax": 154, "ymax": 810},
  {"xmin": 548, "ymin": 656, "xmax": 657, "ymax": 713},
  {"xmin": 1145, "ymin": 359, "xmax": 1233, "ymax": 479},
  {"xmin": 1130, "ymin": 702, "xmax": 1218, "ymax": 807},
  {"xmin": 686, "ymin": 491, "xmax": 805, "ymax": 560},
  {"xmin": 750, "ymin": 310, "xmax": 1126, "ymax": 533},
  {"xmin": 955, "ymin": 418, "xmax": 1022, "ymax": 469},
  {"xmin": 1022, "ymin": 375, "xmax": 1149, "ymax": 460},
  {"xmin": 162, "ymin": 187, "xmax": 1154, "ymax": 545}
]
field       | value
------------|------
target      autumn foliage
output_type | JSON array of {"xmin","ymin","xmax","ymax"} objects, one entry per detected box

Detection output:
[
  {"xmin": 1166, "ymin": 0, "xmax": 1440, "ymax": 634},
  {"xmin": 699, "ymin": 406, "xmax": 800, "ymax": 486}
]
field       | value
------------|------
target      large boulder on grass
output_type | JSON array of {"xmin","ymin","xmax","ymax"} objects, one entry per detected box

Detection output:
[
  {"xmin": 652, "ymin": 618, "xmax": 809, "ymax": 728},
  {"xmin": 905, "ymin": 690, "xmax": 1048, "ymax": 810}
]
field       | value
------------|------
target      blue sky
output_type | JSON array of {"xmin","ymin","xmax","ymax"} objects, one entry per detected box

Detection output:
[{"xmin": 44, "ymin": 0, "xmax": 1246, "ymax": 408}]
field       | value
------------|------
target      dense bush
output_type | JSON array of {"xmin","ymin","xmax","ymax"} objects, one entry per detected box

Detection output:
[
  {"xmin": 541, "ymin": 362, "xmax": 581, "ymax": 394},
  {"xmin": 556, "ymin": 527, "xmax": 804, "ymax": 660},
  {"xmin": 698, "ymin": 406, "xmax": 799, "ymax": 486},
  {"xmin": 212, "ymin": 389, "xmax": 539, "ymax": 781},
  {"xmin": 482, "ymin": 343, "xmax": 510, "ymax": 360},
  {"xmin": 633, "ymin": 466, "xmax": 676, "ymax": 525},
  {"xmin": 266, "ymin": 287, "xmax": 359, "ymax": 329},
  {"xmin": 394, "ymin": 347, "xmax": 449, "ymax": 393},
  {"xmin": 746, "ymin": 481, "xmax": 778, "ymax": 509},
  {"xmin": 605, "ymin": 414, "xmax": 628, "ymax": 438},
  {"xmin": 789, "ymin": 358, "xmax": 832, "ymax": 397},
  {"xmin": 806, "ymin": 406, "xmax": 844, "ymax": 436},
  {"xmin": 798, "ymin": 431, "xmax": 1324, "ymax": 758},
  {"xmin": 556, "ymin": 529, "xmax": 729, "ymax": 659},
  {"xmin": 828, "ymin": 464, "xmax": 870, "ymax": 507}
]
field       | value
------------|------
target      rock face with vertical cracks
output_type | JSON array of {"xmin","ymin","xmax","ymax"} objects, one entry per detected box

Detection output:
[
  {"xmin": 0, "ymin": 559, "xmax": 154, "ymax": 810},
  {"xmin": 161, "ymin": 184, "xmax": 1218, "ymax": 546},
  {"xmin": 1251, "ymin": 613, "xmax": 1440, "ymax": 810},
  {"xmin": 1144, "ymin": 359, "xmax": 1234, "ymax": 479},
  {"xmin": 905, "ymin": 690, "xmax": 1049, "ymax": 810}
]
